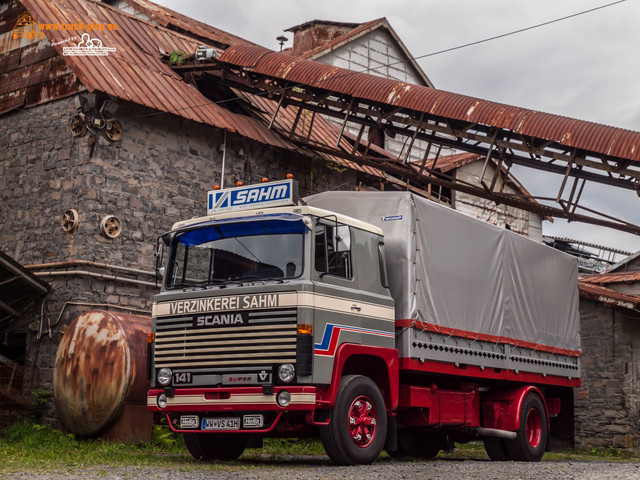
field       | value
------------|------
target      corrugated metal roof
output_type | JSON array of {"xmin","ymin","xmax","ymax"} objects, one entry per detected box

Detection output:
[
  {"xmin": 579, "ymin": 271, "xmax": 640, "ymax": 285},
  {"xmin": 18, "ymin": 0, "xmax": 295, "ymax": 150},
  {"xmin": 0, "ymin": 0, "xmax": 82, "ymax": 113},
  {"xmin": 418, "ymin": 151, "xmax": 482, "ymax": 173},
  {"xmin": 0, "ymin": 250, "xmax": 49, "ymax": 331},
  {"xmin": 121, "ymin": 0, "xmax": 256, "ymax": 49},
  {"xmin": 219, "ymin": 45, "xmax": 640, "ymax": 166},
  {"xmin": 579, "ymin": 280, "xmax": 640, "ymax": 310}
]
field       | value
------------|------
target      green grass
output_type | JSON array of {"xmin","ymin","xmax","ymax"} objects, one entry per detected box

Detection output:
[
  {"xmin": 0, "ymin": 421, "xmax": 638, "ymax": 473},
  {"xmin": 0, "ymin": 422, "xmax": 192, "ymax": 472}
]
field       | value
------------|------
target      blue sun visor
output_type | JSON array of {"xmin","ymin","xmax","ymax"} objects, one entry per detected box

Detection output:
[{"xmin": 173, "ymin": 214, "xmax": 309, "ymax": 247}]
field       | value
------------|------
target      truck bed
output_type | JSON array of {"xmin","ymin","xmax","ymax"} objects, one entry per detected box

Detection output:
[{"xmin": 306, "ymin": 191, "xmax": 581, "ymax": 384}]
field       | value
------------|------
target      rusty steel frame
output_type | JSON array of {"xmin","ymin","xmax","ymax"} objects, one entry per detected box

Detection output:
[{"xmin": 175, "ymin": 55, "xmax": 640, "ymax": 235}]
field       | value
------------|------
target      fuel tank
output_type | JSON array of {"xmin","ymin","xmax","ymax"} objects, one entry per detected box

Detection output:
[{"xmin": 53, "ymin": 310, "xmax": 151, "ymax": 440}]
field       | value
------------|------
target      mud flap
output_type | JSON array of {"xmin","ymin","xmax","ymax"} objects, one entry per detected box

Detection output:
[{"xmin": 384, "ymin": 414, "xmax": 397, "ymax": 452}]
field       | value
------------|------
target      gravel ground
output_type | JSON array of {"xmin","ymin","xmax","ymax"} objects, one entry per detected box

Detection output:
[{"xmin": 2, "ymin": 456, "xmax": 640, "ymax": 480}]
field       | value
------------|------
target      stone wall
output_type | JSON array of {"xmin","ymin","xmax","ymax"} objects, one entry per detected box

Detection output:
[
  {"xmin": 0, "ymin": 94, "xmax": 357, "ymax": 425},
  {"xmin": 574, "ymin": 299, "xmax": 640, "ymax": 448}
]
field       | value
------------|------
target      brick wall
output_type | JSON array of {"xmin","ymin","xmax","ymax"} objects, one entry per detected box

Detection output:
[
  {"xmin": 575, "ymin": 299, "xmax": 640, "ymax": 448},
  {"xmin": 0, "ymin": 94, "xmax": 357, "ymax": 424}
]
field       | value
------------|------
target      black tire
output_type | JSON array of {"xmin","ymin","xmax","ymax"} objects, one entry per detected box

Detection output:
[
  {"xmin": 483, "ymin": 437, "xmax": 510, "ymax": 461},
  {"xmin": 396, "ymin": 428, "xmax": 443, "ymax": 459},
  {"xmin": 184, "ymin": 433, "xmax": 247, "ymax": 461},
  {"xmin": 504, "ymin": 393, "xmax": 548, "ymax": 462},
  {"xmin": 319, "ymin": 375, "xmax": 387, "ymax": 465}
]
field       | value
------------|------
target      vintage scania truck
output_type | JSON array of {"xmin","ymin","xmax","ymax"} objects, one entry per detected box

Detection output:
[{"xmin": 147, "ymin": 179, "xmax": 581, "ymax": 465}]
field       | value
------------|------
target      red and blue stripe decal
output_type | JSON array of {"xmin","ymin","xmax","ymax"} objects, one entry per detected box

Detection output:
[{"xmin": 314, "ymin": 324, "xmax": 395, "ymax": 357}]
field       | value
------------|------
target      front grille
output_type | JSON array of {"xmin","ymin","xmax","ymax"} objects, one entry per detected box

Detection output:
[{"xmin": 154, "ymin": 308, "xmax": 297, "ymax": 369}]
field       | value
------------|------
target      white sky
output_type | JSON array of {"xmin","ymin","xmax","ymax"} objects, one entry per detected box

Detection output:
[{"xmin": 163, "ymin": 0, "xmax": 640, "ymax": 255}]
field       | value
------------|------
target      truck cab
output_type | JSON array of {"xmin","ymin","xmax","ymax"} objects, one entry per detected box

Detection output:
[{"xmin": 148, "ymin": 180, "xmax": 397, "ymax": 463}]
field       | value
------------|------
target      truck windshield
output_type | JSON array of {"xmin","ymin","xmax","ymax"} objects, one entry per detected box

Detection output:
[{"xmin": 166, "ymin": 218, "xmax": 306, "ymax": 288}]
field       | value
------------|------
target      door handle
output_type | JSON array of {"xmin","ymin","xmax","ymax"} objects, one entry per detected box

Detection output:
[{"xmin": 351, "ymin": 305, "xmax": 361, "ymax": 312}]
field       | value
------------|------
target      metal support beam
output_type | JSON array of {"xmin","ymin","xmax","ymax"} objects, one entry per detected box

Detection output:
[{"xmin": 184, "ymin": 64, "xmax": 640, "ymax": 234}]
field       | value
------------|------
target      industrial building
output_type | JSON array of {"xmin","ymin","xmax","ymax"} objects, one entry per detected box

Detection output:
[{"xmin": 1, "ymin": 0, "xmax": 639, "ymax": 448}]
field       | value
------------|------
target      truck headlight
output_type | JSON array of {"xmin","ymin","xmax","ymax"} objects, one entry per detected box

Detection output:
[
  {"xmin": 277, "ymin": 363, "xmax": 295, "ymax": 383},
  {"xmin": 157, "ymin": 368, "xmax": 172, "ymax": 386},
  {"xmin": 277, "ymin": 390, "xmax": 291, "ymax": 407},
  {"xmin": 157, "ymin": 393, "xmax": 167, "ymax": 409}
]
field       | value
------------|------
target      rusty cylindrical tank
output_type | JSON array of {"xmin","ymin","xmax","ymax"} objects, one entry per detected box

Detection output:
[{"xmin": 53, "ymin": 310, "xmax": 151, "ymax": 439}]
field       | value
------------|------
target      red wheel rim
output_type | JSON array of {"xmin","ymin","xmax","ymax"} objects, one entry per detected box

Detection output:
[
  {"xmin": 525, "ymin": 407, "xmax": 542, "ymax": 448},
  {"xmin": 348, "ymin": 395, "xmax": 377, "ymax": 448}
]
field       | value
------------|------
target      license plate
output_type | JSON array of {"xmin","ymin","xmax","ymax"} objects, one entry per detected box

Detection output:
[
  {"xmin": 201, "ymin": 417, "xmax": 240, "ymax": 430},
  {"xmin": 243, "ymin": 414, "xmax": 264, "ymax": 428},
  {"xmin": 179, "ymin": 415, "xmax": 199, "ymax": 429}
]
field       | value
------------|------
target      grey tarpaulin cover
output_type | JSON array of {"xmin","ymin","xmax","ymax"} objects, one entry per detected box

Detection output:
[{"xmin": 305, "ymin": 191, "xmax": 580, "ymax": 351}]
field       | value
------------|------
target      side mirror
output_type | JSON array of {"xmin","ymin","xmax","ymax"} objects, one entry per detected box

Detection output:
[
  {"xmin": 334, "ymin": 225, "xmax": 351, "ymax": 253},
  {"xmin": 155, "ymin": 238, "xmax": 165, "ymax": 286},
  {"xmin": 155, "ymin": 238, "xmax": 164, "ymax": 269}
]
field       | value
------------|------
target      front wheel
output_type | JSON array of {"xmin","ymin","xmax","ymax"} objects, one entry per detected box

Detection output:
[
  {"xmin": 504, "ymin": 393, "xmax": 548, "ymax": 461},
  {"xmin": 184, "ymin": 433, "xmax": 247, "ymax": 461},
  {"xmin": 319, "ymin": 375, "xmax": 387, "ymax": 465}
]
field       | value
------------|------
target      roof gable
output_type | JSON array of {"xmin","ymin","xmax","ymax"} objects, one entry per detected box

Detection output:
[{"xmin": 286, "ymin": 18, "xmax": 433, "ymax": 87}]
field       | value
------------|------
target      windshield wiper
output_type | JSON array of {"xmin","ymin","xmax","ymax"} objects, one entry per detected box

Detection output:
[
  {"xmin": 234, "ymin": 275, "xmax": 285, "ymax": 284},
  {"xmin": 196, "ymin": 279, "xmax": 230, "ymax": 288}
]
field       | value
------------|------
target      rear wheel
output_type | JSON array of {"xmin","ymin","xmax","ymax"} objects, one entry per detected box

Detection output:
[
  {"xmin": 504, "ymin": 393, "xmax": 548, "ymax": 462},
  {"xmin": 483, "ymin": 437, "xmax": 510, "ymax": 461},
  {"xmin": 319, "ymin": 375, "xmax": 387, "ymax": 465},
  {"xmin": 184, "ymin": 433, "xmax": 247, "ymax": 461}
]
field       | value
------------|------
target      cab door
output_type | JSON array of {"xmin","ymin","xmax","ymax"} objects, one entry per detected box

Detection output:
[{"xmin": 310, "ymin": 220, "xmax": 394, "ymax": 384}]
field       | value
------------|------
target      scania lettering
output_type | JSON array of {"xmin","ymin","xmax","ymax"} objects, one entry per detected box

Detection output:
[
  {"xmin": 194, "ymin": 313, "xmax": 246, "ymax": 327},
  {"xmin": 148, "ymin": 180, "xmax": 580, "ymax": 465}
]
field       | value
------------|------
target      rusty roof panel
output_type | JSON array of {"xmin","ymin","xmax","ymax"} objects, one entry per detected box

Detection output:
[
  {"xmin": 579, "ymin": 281, "xmax": 639, "ymax": 309},
  {"xmin": 294, "ymin": 18, "xmax": 384, "ymax": 59},
  {"xmin": 18, "ymin": 0, "xmax": 295, "ymax": 151},
  {"xmin": 468, "ymin": 101, "xmax": 529, "ymax": 131},
  {"xmin": 517, "ymin": 113, "xmax": 578, "ymax": 145},
  {"xmin": 0, "ymin": 37, "xmax": 81, "ymax": 113},
  {"xmin": 0, "ymin": 48, "xmax": 21, "ymax": 73},
  {"xmin": 123, "ymin": 0, "xmax": 256, "ymax": 49},
  {"xmin": 579, "ymin": 271, "xmax": 640, "ymax": 285},
  {"xmin": 220, "ymin": 45, "xmax": 640, "ymax": 165},
  {"xmin": 416, "ymin": 152, "xmax": 483, "ymax": 174},
  {"xmin": 609, "ymin": 129, "xmax": 640, "ymax": 160}
]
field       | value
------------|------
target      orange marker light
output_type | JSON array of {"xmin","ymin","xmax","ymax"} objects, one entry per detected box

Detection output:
[
  {"xmin": 262, "ymin": 177, "xmax": 269, "ymax": 182},
  {"xmin": 297, "ymin": 324, "xmax": 312, "ymax": 335},
  {"xmin": 213, "ymin": 185, "xmax": 220, "ymax": 190},
  {"xmin": 147, "ymin": 332, "xmax": 155, "ymax": 343},
  {"xmin": 236, "ymin": 181, "xmax": 244, "ymax": 186},
  {"xmin": 286, "ymin": 173, "xmax": 294, "ymax": 179}
]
